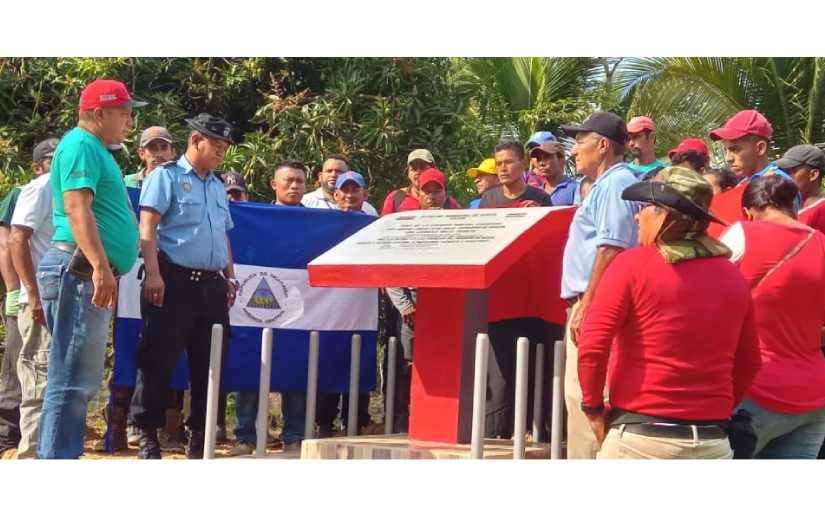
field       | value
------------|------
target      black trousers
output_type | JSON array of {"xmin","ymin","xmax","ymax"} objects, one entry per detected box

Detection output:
[
  {"xmin": 485, "ymin": 318, "xmax": 563, "ymax": 440},
  {"xmin": 381, "ymin": 298, "xmax": 412, "ymax": 433},
  {"xmin": 317, "ymin": 393, "xmax": 339, "ymax": 431},
  {"xmin": 317, "ymin": 392, "xmax": 370, "ymax": 432},
  {"xmin": 130, "ymin": 263, "xmax": 229, "ymax": 433}
]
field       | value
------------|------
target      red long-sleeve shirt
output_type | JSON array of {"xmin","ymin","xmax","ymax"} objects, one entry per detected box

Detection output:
[
  {"xmin": 725, "ymin": 221, "xmax": 825, "ymax": 414},
  {"xmin": 578, "ymin": 245, "xmax": 761, "ymax": 421}
]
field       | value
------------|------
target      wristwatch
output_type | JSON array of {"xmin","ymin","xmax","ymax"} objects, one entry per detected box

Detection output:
[{"xmin": 580, "ymin": 402, "xmax": 605, "ymax": 415}]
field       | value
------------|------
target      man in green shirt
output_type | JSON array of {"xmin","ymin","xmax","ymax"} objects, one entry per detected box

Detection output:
[
  {"xmin": 124, "ymin": 126, "xmax": 176, "ymax": 189},
  {"xmin": 36, "ymin": 79, "xmax": 143, "ymax": 459},
  {"xmin": 627, "ymin": 116, "xmax": 667, "ymax": 180}
]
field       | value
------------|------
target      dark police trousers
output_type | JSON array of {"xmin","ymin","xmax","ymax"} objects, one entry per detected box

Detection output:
[{"xmin": 130, "ymin": 258, "xmax": 229, "ymax": 434}]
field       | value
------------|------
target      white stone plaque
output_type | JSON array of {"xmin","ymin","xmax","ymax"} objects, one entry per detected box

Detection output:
[{"xmin": 310, "ymin": 207, "xmax": 566, "ymax": 266}]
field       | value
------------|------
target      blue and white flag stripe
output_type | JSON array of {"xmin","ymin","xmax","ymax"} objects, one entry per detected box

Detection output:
[{"xmin": 113, "ymin": 189, "xmax": 379, "ymax": 393}]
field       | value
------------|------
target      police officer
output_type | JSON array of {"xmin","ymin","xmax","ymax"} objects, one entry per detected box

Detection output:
[{"xmin": 130, "ymin": 113, "xmax": 239, "ymax": 459}]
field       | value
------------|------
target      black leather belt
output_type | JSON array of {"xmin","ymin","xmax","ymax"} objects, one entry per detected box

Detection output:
[
  {"xmin": 159, "ymin": 253, "xmax": 222, "ymax": 283},
  {"xmin": 618, "ymin": 422, "xmax": 727, "ymax": 440}
]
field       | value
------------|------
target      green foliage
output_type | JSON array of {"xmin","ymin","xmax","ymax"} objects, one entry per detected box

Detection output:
[
  {"xmin": 0, "ymin": 58, "xmax": 497, "ymax": 205},
  {"xmin": 618, "ymin": 57, "xmax": 825, "ymax": 165},
  {"xmin": 0, "ymin": 57, "xmax": 605, "ymax": 206},
  {"xmin": 0, "ymin": 57, "xmax": 292, "ymax": 196},
  {"xmin": 452, "ymin": 57, "xmax": 597, "ymax": 142},
  {"xmin": 250, "ymin": 58, "xmax": 496, "ymax": 205}
]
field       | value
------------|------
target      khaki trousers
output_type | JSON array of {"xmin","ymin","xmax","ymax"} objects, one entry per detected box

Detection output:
[
  {"xmin": 15, "ymin": 302, "xmax": 51, "ymax": 459},
  {"xmin": 563, "ymin": 299, "xmax": 605, "ymax": 459},
  {"xmin": 597, "ymin": 426, "xmax": 733, "ymax": 459}
]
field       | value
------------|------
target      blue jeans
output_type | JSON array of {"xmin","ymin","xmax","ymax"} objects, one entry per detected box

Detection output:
[
  {"xmin": 234, "ymin": 391, "xmax": 258, "ymax": 444},
  {"xmin": 36, "ymin": 248, "xmax": 112, "ymax": 459},
  {"xmin": 281, "ymin": 392, "xmax": 306, "ymax": 444},
  {"xmin": 739, "ymin": 398, "xmax": 825, "ymax": 459}
]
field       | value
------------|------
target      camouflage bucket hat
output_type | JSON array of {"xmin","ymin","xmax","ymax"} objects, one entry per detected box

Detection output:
[
  {"xmin": 622, "ymin": 166, "xmax": 730, "ymax": 264},
  {"xmin": 622, "ymin": 166, "xmax": 724, "ymax": 224}
]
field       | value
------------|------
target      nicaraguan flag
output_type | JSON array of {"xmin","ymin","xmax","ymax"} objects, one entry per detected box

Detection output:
[{"xmin": 113, "ymin": 188, "xmax": 379, "ymax": 395}]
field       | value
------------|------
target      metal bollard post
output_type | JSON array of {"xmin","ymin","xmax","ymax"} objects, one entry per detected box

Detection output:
[
  {"xmin": 513, "ymin": 337, "xmax": 529, "ymax": 459},
  {"xmin": 204, "ymin": 324, "xmax": 224, "ymax": 460},
  {"xmin": 470, "ymin": 333, "xmax": 490, "ymax": 459},
  {"xmin": 532, "ymin": 342, "xmax": 545, "ymax": 442},
  {"xmin": 256, "ymin": 328, "xmax": 273, "ymax": 457},
  {"xmin": 347, "ymin": 334, "xmax": 361, "ymax": 436},
  {"xmin": 551, "ymin": 340, "xmax": 565, "ymax": 459},
  {"xmin": 384, "ymin": 336, "xmax": 398, "ymax": 435},
  {"xmin": 304, "ymin": 331, "xmax": 320, "ymax": 440}
]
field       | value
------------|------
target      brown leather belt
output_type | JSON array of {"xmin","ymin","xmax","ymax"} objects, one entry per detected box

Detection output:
[{"xmin": 54, "ymin": 241, "xmax": 122, "ymax": 280}]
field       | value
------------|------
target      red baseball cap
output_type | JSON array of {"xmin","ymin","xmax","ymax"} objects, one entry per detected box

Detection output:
[
  {"xmin": 418, "ymin": 168, "xmax": 446, "ymax": 189},
  {"xmin": 668, "ymin": 137, "xmax": 709, "ymax": 159},
  {"xmin": 79, "ymin": 79, "xmax": 147, "ymax": 111},
  {"xmin": 626, "ymin": 116, "xmax": 655, "ymax": 134},
  {"xmin": 709, "ymin": 109, "xmax": 773, "ymax": 141}
]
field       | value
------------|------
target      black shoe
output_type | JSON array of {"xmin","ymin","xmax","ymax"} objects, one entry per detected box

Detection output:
[
  {"xmin": 215, "ymin": 425, "xmax": 229, "ymax": 444},
  {"xmin": 137, "ymin": 429, "xmax": 162, "ymax": 460},
  {"xmin": 186, "ymin": 431, "xmax": 205, "ymax": 459}
]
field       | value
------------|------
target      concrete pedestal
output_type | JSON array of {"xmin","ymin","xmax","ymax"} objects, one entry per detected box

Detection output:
[{"xmin": 300, "ymin": 434, "xmax": 553, "ymax": 459}]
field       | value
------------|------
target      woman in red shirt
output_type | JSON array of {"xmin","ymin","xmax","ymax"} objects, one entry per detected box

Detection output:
[
  {"xmin": 578, "ymin": 167, "xmax": 761, "ymax": 459},
  {"xmin": 720, "ymin": 175, "xmax": 825, "ymax": 459}
]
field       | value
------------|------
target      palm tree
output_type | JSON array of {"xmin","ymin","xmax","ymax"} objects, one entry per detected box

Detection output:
[
  {"xmin": 618, "ymin": 57, "xmax": 825, "ymax": 160},
  {"xmin": 451, "ymin": 57, "xmax": 597, "ymax": 143}
]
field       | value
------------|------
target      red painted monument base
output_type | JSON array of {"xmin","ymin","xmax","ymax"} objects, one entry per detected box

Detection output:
[
  {"xmin": 409, "ymin": 288, "xmax": 487, "ymax": 443},
  {"xmin": 309, "ymin": 207, "xmax": 575, "ymax": 444}
]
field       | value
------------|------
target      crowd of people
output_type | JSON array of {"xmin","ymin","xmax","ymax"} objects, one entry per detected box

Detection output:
[{"xmin": 0, "ymin": 77, "xmax": 823, "ymax": 460}]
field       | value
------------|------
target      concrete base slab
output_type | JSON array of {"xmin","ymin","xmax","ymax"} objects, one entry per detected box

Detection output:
[{"xmin": 300, "ymin": 433, "xmax": 552, "ymax": 459}]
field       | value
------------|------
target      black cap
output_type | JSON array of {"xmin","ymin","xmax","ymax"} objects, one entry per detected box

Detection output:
[
  {"xmin": 186, "ymin": 113, "xmax": 234, "ymax": 143},
  {"xmin": 560, "ymin": 111, "xmax": 628, "ymax": 146},
  {"xmin": 221, "ymin": 170, "xmax": 247, "ymax": 193},
  {"xmin": 32, "ymin": 138, "xmax": 59, "ymax": 163},
  {"xmin": 775, "ymin": 144, "xmax": 825, "ymax": 172}
]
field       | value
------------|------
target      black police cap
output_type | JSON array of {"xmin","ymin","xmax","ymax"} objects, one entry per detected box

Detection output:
[{"xmin": 186, "ymin": 113, "xmax": 234, "ymax": 143}]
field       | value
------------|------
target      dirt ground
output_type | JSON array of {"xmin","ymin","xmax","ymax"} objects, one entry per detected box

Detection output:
[
  {"xmin": 76, "ymin": 391, "xmax": 386, "ymax": 460},
  {"xmin": 1, "ymin": 329, "xmax": 390, "ymax": 460}
]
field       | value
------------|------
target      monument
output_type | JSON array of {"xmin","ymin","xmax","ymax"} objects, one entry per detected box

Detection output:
[{"xmin": 309, "ymin": 206, "xmax": 575, "ymax": 446}]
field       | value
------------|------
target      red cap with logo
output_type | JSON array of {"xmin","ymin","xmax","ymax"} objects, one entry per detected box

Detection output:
[
  {"xmin": 668, "ymin": 137, "xmax": 709, "ymax": 159},
  {"xmin": 709, "ymin": 109, "xmax": 773, "ymax": 141},
  {"xmin": 79, "ymin": 79, "xmax": 147, "ymax": 111},
  {"xmin": 418, "ymin": 168, "xmax": 446, "ymax": 189}
]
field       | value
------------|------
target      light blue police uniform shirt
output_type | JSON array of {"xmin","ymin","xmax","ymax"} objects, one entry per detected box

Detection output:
[
  {"xmin": 561, "ymin": 162, "xmax": 640, "ymax": 299},
  {"xmin": 139, "ymin": 155, "xmax": 234, "ymax": 270}
]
